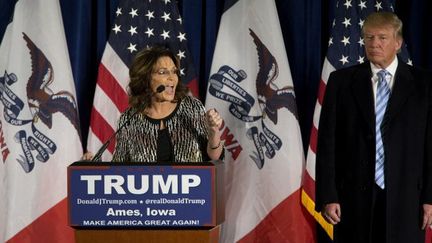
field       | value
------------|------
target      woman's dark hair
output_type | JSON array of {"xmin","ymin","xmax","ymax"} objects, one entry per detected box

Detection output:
[{"xmin": 128, "ymin": 45, "xmax": 189, "ymax": 109}]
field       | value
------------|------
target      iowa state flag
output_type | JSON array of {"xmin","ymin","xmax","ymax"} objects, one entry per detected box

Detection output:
[
  {"xmin": 205, "ymin": 0, "xmax": 315, "ymax": 242},
  {"xmin": 0, "ymin": 0, "xmax": 82, "ymax": 242}
]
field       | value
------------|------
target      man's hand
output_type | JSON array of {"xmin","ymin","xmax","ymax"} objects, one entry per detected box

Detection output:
[
  {"xmin": 422, "ymin": 204, "xmax": 432, "ymax": 230},
  {"xmin": 323, "ymin": 203, "xmax": 341, "ymax": 225}
]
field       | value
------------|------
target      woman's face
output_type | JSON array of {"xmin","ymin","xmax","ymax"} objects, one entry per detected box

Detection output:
[{"xmin": 150, "ymin": 56, "xmax": 179, "ymax": 102}]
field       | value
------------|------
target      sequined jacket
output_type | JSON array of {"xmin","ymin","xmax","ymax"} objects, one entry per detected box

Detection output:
[{"xmin": 112, "ymin": 96, "xmax": 210, "ymax": 162}]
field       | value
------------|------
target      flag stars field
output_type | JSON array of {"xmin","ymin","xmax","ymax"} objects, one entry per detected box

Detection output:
[
  {"xmin": 344, "ymin": 0, "xmax": 352, "ymax": 9},
  {"xmin": 127, "ymin": 43, "xmax": 137, "ymax": 53},
  {"xmin": 358, "ymin": 0, "xmax": 367, "ymax": 9},
  {"xmin": 358, "ymin": 37, "xmax": 364, "ymax": 46},
  {"xmin": 375, "ymin": 1, "xmax": 383, "ymax": 11},
  {"xmin": 129, "ymin": 8, "xmax": 138, "ymax": 18},
  {"xmin": 145, "ymin": 10, "xmax": 155, "ymax": 20},
  {"xmin": 177, "ymin": 32, "xmax": 186, "ymax": 42},
  {"xmin": 358, "ymin": 19, "xmax": 364, "ymax": 27},
  {"xmin": 339, "ymin": 55, "xmax": 349, "ymax": 65},
  {"xmin": 177, "ymin": 50, "xmax": 185, "ymax": 60},
  {"xmin": 145, "ymin": 27, "xmax": 154, "ymax": 37},
  {"xmin": 161, "ymin": 12, "xmax": 171, "ymax": 22},
  {"xmin": 328, "ymin": 37, "xmax": 333, "ymax": 46},
  {"xmin": 342, "ymin": 18, "xmax": 351, "ymax": 28},
  {"xmin": 161, "ymin": 30, "xmax": 170, "ymax": 40},
  {"xmin": 116, "ymin": 8, "xmax": 122, "ymax": 16},
  {"xmin": 113, "ymin": 24, "xmax": 121, "ymax": 34},
  {"xmin": 341, "ymin": 36, "xmax": 350, "ymax": 46},
  {"xmin": 128, "ymin": 26, "xmax": 137, "ymax": 36}
]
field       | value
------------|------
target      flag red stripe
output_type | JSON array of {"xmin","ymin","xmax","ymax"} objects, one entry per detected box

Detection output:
[
  {"xmin": 187, "ymin": 77, "xmax": 199, "ymax": 97},
  {"xmin": 317, "ymin": 78, "xmax": 327, "ymax": 106},
  {"xmin": 239, "ymin": 189, "xmax": 316, "ymax": 243},
  {"xmin": 7, "ymin": 198, "xmax": 74, "ymax": 243},
  {"xmin": 90, "ymin": 107, "xmax": 116, "ymax": 153},
  {"xmin": 97, "ymin": 64, "xmax": 129, "ymax": 112},
  {"xmin": 426, "ymin": 228, "xmax": 432, "ymax": 243},
  {"xmin": 309, "ymin": 125, "xmax": 318, "ymax": 154},
  {"xmin": 302, "ymin": 170, "xmax": 316, "ymax": 202}
]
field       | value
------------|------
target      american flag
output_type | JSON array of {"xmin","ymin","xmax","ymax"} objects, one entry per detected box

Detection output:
[
  {"xmin": 87, "ymin": 0, "xmax": 197, "ymax": 160},
  {"xmin": 301, "ymin": 0, "xmax": 411, "ymax": 240}
]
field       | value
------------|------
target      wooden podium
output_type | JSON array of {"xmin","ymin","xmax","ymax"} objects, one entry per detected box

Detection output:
[
  {"xmin": 68, "ymin": 161, "xmax": 224, "ymax": 243},
  {"xmin": 75, "ymin": 226, "xmax": 221, "ymax": 243}
]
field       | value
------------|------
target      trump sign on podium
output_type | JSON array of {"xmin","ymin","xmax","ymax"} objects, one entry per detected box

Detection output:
[{"xmin": 68, "ymin": 161, "xmax": 224, "ymax": 228}]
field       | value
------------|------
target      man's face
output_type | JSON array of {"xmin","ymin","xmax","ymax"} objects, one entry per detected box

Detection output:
[{"xmin": 363, "ymin": 25, "xmax": 402, "ymax": 69}]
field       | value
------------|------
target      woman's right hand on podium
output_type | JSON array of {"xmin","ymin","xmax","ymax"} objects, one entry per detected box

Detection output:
[{"xmin": 81, "ymin": 152, "xmax": 94, "ymax": 161}]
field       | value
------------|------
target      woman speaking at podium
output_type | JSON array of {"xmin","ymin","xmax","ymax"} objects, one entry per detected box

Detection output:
[{"xmin": 110, "ymin": 46, "xmax": 224, "ymax": 162}]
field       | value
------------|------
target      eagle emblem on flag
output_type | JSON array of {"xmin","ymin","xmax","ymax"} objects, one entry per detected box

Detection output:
[
  {"xmin": 250, "ymin": 29, "xmax": 298, "ymax": 124},
  {"xmin": 207, "ymin": 29, "xmax": 300, "ymax": 169},
  {"xmin": 0, "ymin": 33, "xmax": 80, "ymax": 172},
  {"xmin": 23, "ymin": 33, "xmax": 80, "ymax": 133}
]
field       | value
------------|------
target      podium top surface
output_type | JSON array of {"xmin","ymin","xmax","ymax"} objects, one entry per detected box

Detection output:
[{"xmin": 70, "ymin": 161, "xmax": 222, "ymax": 167}]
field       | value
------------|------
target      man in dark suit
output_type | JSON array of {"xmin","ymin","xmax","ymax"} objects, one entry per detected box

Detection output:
[{"xmin": 316, "ymin": 12, "xmax": 432, "ymax": 243}]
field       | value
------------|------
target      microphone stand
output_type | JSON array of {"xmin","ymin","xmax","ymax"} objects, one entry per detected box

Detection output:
[
  {"xmin": 91, "ymin": 106, "xmax": 142, "ymax": 162},
  {"xmin": 90, "ymin": 85, "xmax": 166, "ymax": 162}
]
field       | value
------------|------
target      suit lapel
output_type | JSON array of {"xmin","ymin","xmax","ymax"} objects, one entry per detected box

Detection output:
[
  {"xmin": 384, "ymin": 62, "xmax": 415, "ymax": 124},
  {"xmin": 351, "ymin": 64, "xmax": 375, "ymax": 130}
]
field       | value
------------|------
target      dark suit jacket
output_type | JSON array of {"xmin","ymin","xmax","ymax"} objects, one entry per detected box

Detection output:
[{"xmin": 316, "ymin": 61, "xmax": 432, "ymax": 243}]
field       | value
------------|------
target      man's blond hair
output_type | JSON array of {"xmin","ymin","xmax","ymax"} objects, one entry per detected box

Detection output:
[{"xmin": 362, "ymin": 12, "xmax": 403, "ymax": 39}]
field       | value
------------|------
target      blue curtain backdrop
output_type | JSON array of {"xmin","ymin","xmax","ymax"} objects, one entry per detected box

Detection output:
[{"xmin": 0, "ymin": 0, "xmax": 430, "ymax": 241}]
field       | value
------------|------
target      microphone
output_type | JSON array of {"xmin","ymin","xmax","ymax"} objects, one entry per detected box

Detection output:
[
  {"xmin": 91, "ymin": 106, "xmax": 142, "ymax": 162},
  {"xmin": 90, "ymin": 84, "xmax": 166, "ymax": 162}
]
